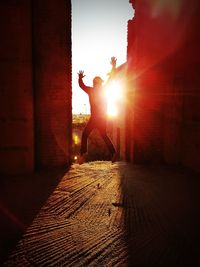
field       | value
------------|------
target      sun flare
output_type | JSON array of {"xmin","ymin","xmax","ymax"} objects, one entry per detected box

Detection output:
[{"xmin": 105, "ymin": 80, "xmax": 122, "ymax": 118}]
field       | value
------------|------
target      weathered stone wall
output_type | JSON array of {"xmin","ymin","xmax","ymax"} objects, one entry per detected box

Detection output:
[
  {"xmin": 0, "ymin": 1, "xmax": 34, "ymax": 174},
  {"xmin": 127, "ymin": 0, "xmax": 200, "ymax": 171},
  {"xmin": 33, "ymin": 0, "xmax": 72, "ymax": 168},
  {"xmin": 0, "ymin": 1, "xmax": 72, "ymax": 174}
]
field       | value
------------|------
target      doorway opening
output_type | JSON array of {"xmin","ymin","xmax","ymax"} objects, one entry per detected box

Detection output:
[{"xmin": 71, "ymin": 0, "xmax": 132, "ymax": 163}]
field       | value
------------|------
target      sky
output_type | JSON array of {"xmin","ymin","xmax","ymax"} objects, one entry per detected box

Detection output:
[{"xmin": 72, "ymin": 0, "xmax": 133, "ymax": 114}]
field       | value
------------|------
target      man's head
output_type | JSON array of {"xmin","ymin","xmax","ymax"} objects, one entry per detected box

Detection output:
[{"xmin": 93, "ymin": 76, "xmax": 104, "ymax": 87}]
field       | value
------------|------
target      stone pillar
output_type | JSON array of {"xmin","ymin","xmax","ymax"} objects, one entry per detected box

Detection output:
[
  {"xmin": 0, "ymin": 1, "xmax": 34, "ymax": 174},
  {"xmin": 32, "ymin": 0, "xmax": 72, "ymax": 168}
]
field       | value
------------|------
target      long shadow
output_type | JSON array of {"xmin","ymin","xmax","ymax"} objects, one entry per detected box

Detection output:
[
  {"xmin": 0, "ymin": 167, "xmax": 68, "ymax": 264},
  {"xmin": 119, "ymin": 163, "xmax": 200, "ymax": 266}
]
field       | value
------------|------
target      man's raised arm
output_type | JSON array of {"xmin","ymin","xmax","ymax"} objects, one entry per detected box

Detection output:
[
  {"xmin": 78, "ymin": 70, "xmax": 91, "ymax": 94},
  {"xmin": 107, "ymin": 57, "xmax": 117, "ymax": 80}
]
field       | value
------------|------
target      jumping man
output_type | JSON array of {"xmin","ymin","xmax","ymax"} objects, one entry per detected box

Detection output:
[{"xmin": 77, "ymin": 57, "xmax": 117, "ymax": 164}]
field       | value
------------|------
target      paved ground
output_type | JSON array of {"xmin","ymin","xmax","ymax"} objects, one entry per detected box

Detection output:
[{"xmin": 1, "ymin": 162, "xmax": 200, "ymax": 266}]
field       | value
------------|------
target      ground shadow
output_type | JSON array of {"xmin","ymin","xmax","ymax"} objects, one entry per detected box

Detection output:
[
  {"xmin": 119, "ymin": 163, "xmax": 200, "ymax": 266},
  {"xmin": 0, "ymin": 167, "xmax": 68, "ymax": 264}
]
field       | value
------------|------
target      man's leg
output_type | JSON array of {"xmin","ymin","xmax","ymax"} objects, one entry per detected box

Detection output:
[
  {"xmin": 98, "ymin": 123, "xmax": 117, "ymax": 161},
  {"xmin": 80, "ymin": 118, "xmax": 94, "ymax": 155}
]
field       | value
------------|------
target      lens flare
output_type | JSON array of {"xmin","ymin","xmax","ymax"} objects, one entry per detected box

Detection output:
[
  {"xmin": 107, "ymin": 103, "xmax": 118, "ymax": 117},
  {"xmin": 105, "ymin": 80, "xmax": 122, "ymax": 117}
]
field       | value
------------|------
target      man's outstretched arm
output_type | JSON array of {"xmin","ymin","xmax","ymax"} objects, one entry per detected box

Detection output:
[
  {"xmin": 107, "ymin": 57, "xmax": 117, "ymax": 79},
  {"xmin": 78, "ymin": 71, "xmax": 91, "ymax": 94},
  {"xmin": 105, "ymin": 57, "xmax": 117, "ymax": 88}
]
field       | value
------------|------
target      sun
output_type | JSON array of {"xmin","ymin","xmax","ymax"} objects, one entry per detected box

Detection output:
[
  {"xmin": 104, "ymin": 80, "xmax": 122, "ymax": 118},
  {"xmin": 107, "ymin": 103, "xmax": 118, "ymax": 117}
]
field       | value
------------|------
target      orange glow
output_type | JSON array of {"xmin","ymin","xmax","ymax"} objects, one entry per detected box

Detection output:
[
  {"xmin": 107, "ymin": 103, "xmax": 118, "ymax": 118},
  {"xmin": 150, "ymin": 0, "xmax": 182, "ymax": 18},
  {"xmin": 105, "ymin": 80, "xmax": 122, "ymax": 118},
  {"xmin": 73, "ymin": 134, "xmax": 80, "ymax": 145}
]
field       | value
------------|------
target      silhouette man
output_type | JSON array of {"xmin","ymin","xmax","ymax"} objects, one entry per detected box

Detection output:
[{"xmin": 78, "ymin": 57, "xmax": 117, "ymax": 164}]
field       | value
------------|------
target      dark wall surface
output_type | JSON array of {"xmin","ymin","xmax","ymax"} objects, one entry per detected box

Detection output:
[
  {"xmin": 0, "ymin": 0, "xmax": 72, "ymax": 174},
  {"xmin": 33, "ymin": 0, "xmax": 72, "ymax": 168},
  {"xmin": 0, "ymin": 1, "xmax": 34, "ymax": 174}
]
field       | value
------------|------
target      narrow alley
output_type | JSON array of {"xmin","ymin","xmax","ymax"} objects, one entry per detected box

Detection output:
[{"xmin": 3, "ymin": 162, "xmax": 200, "ymax": 266}]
